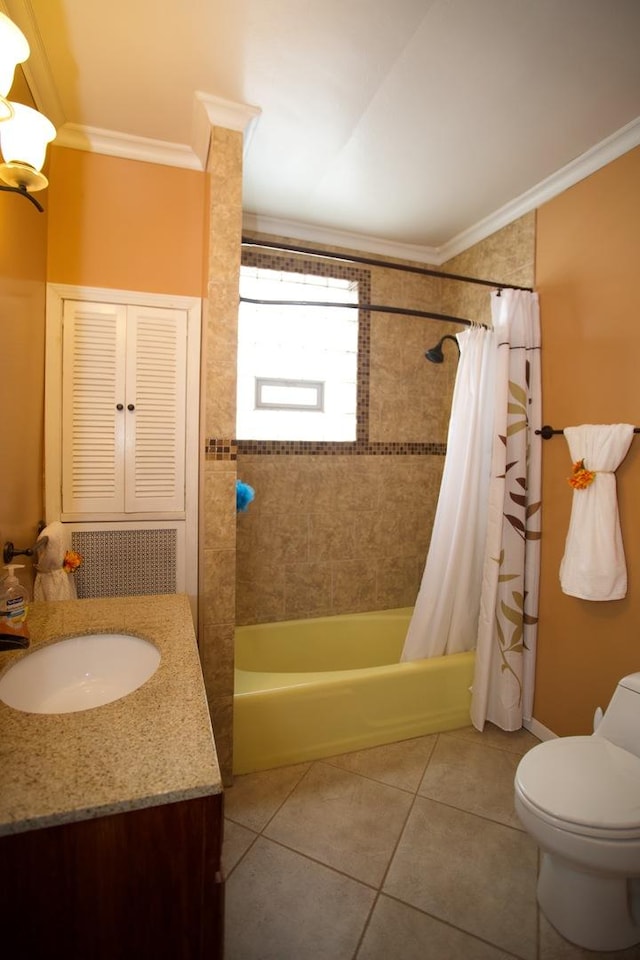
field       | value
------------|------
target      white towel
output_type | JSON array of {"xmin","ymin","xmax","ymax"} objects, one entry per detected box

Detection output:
[
  {"xmin": 33, "ymin": 521, "xmax": 78, "ymax": 602},
  {"xmin": 559, "ymin": 424, "xmax": 634, "ymax": 600}
]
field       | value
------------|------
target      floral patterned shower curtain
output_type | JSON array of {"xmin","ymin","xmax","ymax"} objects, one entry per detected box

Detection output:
[{"xmin": 470, "ymin": 290, "xmax": 541, "ymax": 732}]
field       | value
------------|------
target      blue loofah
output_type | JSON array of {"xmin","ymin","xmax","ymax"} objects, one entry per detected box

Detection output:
[{"xmin": 236, "ymin": 480, "xmax": 255, "ymax": 512}]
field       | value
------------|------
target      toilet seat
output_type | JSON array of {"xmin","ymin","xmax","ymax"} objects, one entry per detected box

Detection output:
[{"xmin": 515, "ymin": 736, "xmax": 640, "ymax": 841}]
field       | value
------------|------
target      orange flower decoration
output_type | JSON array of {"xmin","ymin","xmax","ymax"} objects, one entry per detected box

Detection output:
[
  {"xmin": 567, "ymin": 458, "xmax": 595, "ymax": 490},
  {"xmin": 63, "ymin": 549, "xmax": 83, "ymax": 573}
]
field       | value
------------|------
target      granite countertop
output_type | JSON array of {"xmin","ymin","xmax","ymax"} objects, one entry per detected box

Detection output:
[{"xmin": 0, "ymin": 594, "xmax": 222, "ymax": 837}]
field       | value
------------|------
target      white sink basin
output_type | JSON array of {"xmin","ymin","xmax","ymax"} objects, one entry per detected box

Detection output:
[{"xmin": 0, "ymin": 633, "xmax": 161, "ymax": 715}]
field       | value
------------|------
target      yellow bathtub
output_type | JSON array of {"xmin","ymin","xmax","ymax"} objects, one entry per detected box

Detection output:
[{"xmin": 233, "ymin": 607, "xmax": 475, "ymax": 775}]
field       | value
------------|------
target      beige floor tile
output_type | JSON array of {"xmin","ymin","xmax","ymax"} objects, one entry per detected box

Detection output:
[
  {"xmin": 264, "ymin": 761, "xmax": 413, "ymax": 885},
  {"xmin": 222, "ymin": 818, "xmax": 256, "ymax": 874},
  {"xmin": 383, "ymin": 797, "xmax": 538, "ymax": 960},
  {"xmin": 418, "ymin": 734, "xmax": 523, "ymax": 829},
  {"xmin": 325, "ymin": 734, "xmax": 438, "ymax": 792},
  {"xmin": 357, "ymin": 894, "xmax": 517, "ymax": 960},
  {"xmin": 224, "ymin": 762, "xmax": 311, "ymax": 832},
  {"xmin": 538, "ymin": 914, "xmax": 640, "ymax": 959},
  {"xmin": 225, "ymin": 836, "xmax": 375, "ymax": 960},
  {"xmin": 449, "ymin": 723, "xmax": 540, "ymax": 755}
]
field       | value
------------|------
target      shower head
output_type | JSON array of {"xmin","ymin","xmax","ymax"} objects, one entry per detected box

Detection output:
[{"xmin": 425, "ymin": 334, "xmax": 460, "ymax": 363}]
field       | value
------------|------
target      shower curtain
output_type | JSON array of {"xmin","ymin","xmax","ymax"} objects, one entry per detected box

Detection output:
[
  {"xmin": 401, "ymin": 324, "xmax": 496, "ymax": 660},
  {"xmin": 402, "ymin": 289, "xmax": 541, "ymax": 734},
  {"xmin": 470, "ymin": 290, "xmax": 541, "ymax": 731}
]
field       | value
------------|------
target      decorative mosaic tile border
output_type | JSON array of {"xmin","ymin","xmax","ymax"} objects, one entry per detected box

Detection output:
[
  {"xmin": 235, "ymin": 440, "xmax": 446, "ymax": 456},
  {"xmin": 205, "ymin": 438, "xmax": 238, "ymax": 460},
  {"xmin": 204, "ymin": 438, "xmax": 445, "ymax": 458}
]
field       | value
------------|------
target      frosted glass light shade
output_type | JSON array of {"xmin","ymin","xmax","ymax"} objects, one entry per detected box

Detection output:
[
  {"xmin": 1, "ymin": 101, "xmax": 55, "ymax": 167},
  {"xmin": 0, "ymin": 101, "xmax": 56, "ymax": 191},
  {"xmin": 0, "ymin": 13, "xmax": 29, "ymax": 99}
]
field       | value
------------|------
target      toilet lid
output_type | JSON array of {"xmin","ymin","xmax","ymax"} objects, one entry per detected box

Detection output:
[{"xmin": 515, "ymin": 736, "xmax": 640, "ymax": 836}]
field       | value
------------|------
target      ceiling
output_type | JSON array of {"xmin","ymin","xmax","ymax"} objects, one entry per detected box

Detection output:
[{"xmin": 6, "ymin": 0, "xmax": 640, "ymax": 262}]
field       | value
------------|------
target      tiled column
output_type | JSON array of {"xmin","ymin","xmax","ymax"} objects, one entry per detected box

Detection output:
[{"xmin": 199, "ymin": 126, "xmax": 243, "ymax": 784}]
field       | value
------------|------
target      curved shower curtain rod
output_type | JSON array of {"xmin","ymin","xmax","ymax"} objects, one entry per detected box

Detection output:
[
  {"xmin": 241, "ymin": 235, "xmax": 520, "ymax": 358},
  {"xmin": 240, "ymin": 295, "xmax": 485, "ymax": 360}
]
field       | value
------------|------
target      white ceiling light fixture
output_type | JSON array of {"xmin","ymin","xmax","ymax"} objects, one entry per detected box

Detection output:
[
  {"xmin": 0, "ymin": 10, "xmax": 55, "ymax": 211},
  {"xmin": 0, "ymin": 11, "xmax": 28, "ymax": 120}
]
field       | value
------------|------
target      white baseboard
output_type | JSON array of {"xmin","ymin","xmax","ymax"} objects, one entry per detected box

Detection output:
[{"xmin": 523, "ymin": 717, "xmax": 558, "ymax": 742}]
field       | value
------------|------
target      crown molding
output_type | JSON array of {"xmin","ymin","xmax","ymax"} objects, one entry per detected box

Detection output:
[
  {"xmin": 192, "ymin": 92, "xmax": 261, "ymax": 168},
  {"xmin": 52, "ymin": 93, "xmax": 261, "ymax": 171},
  {"xmin": 242, "ymin": 213, "xmax": 442, "ymax": 265},
  {"xmin": 54, "ymin": 122, "xmax": 203, "ymax": 170},
  {"xmin": 438, "ymin": 116, "xmax": 640, "ymax": 262},
  {"xmin": 54, "ymin": 92, "xmax": 262, "ymax": 171},
  {"xmin": 48, "ymin": 93, "xmax": 260, "ymax": 170},
  {"xmin": 53, "ymin": 94, "xmax": 261, "ymax": 171},
  {"xmin": 2, "ymin": 0, "xmax": 65, "ymax": 126}
]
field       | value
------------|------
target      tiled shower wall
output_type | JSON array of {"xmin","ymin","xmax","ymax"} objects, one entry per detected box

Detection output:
[
  {"xmin": 201, "ymin": 190, "xmax": 535, "ymax": 778},
  {"xmin": 236, "ymin": 454, "xmax": 444, "ymax": 623},
  {"xmin": 235, "ymin": 218, "xmax": 535, "ymax": 626},
  {"xmin": 236, "ymin": 243, "xmax": 448, "ymax": 624},
  {"xmin": 441, "ymin": 214, "xmax": 536, "ymax": 323}
]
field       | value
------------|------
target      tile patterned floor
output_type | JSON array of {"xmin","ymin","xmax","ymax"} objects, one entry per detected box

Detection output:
[{"xmin": 223, "ymin": 725, "xmax": 640, "ymax": 960}]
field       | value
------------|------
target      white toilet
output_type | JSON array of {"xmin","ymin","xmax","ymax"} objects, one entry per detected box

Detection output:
[{"xmin": 514, "ymin": 672, "xmax": 640, "ymax": 952}]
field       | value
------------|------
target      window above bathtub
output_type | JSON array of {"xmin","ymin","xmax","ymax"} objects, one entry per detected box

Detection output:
[{"xmin": 237, "ymin": 264, "xmax": 361, "ymax": 442}]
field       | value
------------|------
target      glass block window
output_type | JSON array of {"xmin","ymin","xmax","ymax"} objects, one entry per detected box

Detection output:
[{"xmin": 237, "ymin": 266, "xmax": 359, "ymax": 441}]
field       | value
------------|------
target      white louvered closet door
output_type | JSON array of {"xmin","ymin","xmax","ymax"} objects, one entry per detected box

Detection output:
[
  {"xmin": 61, "ymin": 300, "xmax": 188, "ymax": 517},
  {"xmin": 124, "ymin": 305, "xmax": 187, "ymax": 513},
  {"xmin": 62, "ymin": 301, "xmax": 127, "ymax": 514}
]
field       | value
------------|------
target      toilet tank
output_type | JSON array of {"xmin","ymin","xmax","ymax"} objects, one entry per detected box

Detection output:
[{"xmin": 594, "ymin": 672, "xmax": 640, "ymax": 757}]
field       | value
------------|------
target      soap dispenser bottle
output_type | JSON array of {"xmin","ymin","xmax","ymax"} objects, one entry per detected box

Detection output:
[{"xmin": 0, "ymin": 563, "xmax": 30, "ymax": 648}]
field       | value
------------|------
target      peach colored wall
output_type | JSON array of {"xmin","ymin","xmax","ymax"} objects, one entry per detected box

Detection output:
[
  {"xmin": 0, "ymin": 71, "xmax": 48, "ymax": 582},
  {"xmin": 47, "ymin": 147, "xmax": 205, "ymax": 296},
  {"xmin": 534, "ymin": 146, "xmax": 640, "ymax": 736},
  {"xmin": 0, "ymin": 143, "xmax": 205, "ymax": 587}
]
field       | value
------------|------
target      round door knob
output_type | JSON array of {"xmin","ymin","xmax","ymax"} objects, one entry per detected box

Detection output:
[
  {"xmin": 116, "ymin": 403, "xmax": 124, "ymax": 411},
  {"xmin": 127, "ymin": 403, "xmax": 135, "ymax": 411}
]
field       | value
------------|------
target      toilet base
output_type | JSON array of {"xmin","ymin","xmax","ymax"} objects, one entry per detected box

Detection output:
[{"xmin": 538, "ymin": 852, "xmax": 640, "ymax": 951}]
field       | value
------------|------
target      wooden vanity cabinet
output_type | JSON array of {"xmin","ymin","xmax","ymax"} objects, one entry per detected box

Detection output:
[{"xmin": 1, "ymin": 792, "xmax": 224, "ymax": 959}]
